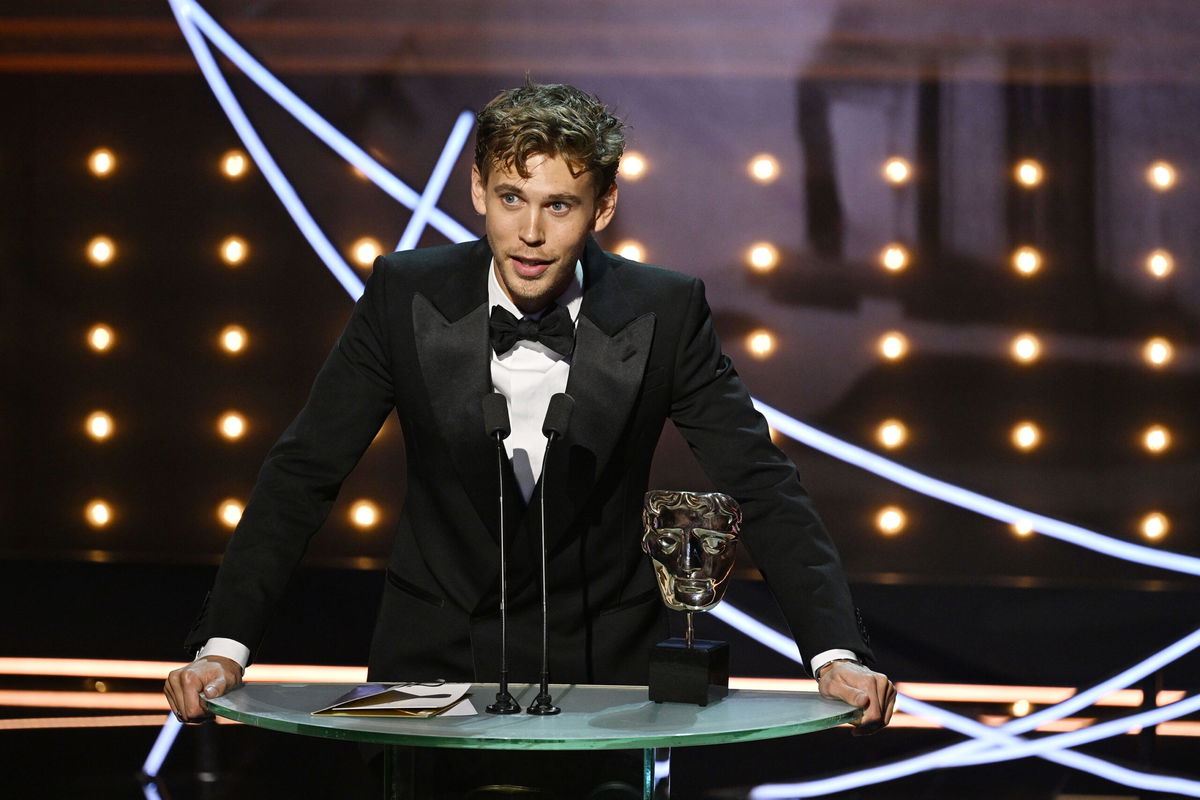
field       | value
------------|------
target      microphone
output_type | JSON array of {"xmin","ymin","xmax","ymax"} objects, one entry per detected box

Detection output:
[
  {"xmin": 527, "ymin": 392, "xmax": 574, "ymax": 716},
  {"xmin": 482, "ymin": 393, "xmax": 520, "ymax": 715}
]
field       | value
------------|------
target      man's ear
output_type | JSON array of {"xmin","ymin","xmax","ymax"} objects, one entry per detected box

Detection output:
[
  {"xmin": 470, "ymin": 163, "xmax": 488, "ymax": 216},
  {"xmin": 591, "ymin": 182, "xmax": 619, "ymax": 232}
]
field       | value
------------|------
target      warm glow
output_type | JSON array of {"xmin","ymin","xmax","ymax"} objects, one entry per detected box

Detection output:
[
  {"xmin": 88, "ymin": 148, "xmax": 116, "ymax": 177},
  {"xmin": 1011, "ymin": 699, "xmax": 1033, "ymax": 717},
  {"xmin": 220, "ymin": 236, "xmax": 248, "ymax": 266},
  {"xmin": 746, "ymin": 330, "xmax": 776, "ymax": 358},
  {"xmin": 876, "ymin": 419, "xmax": 908, "ymax": 450},
  {"xmin": 219, "ymin": 325, "xmax": 248, "ymax": 354},
  {"xmin": 882, "ymin": 157, "xmax": 911, "ymax": 185},
  {"xmin": 350, "ymin": 500, "xmax": 380, "ymax": 528},
  {"xmin": 218, "ymin": 499, "xmax": 244, "ymax": 528},
  {"xmin": 352, "ymin": 237, "xmax": 383, "ymax": 267},
  {"xmin": 880, "ymin": 244, "xmax": 910, "ymax": 272},
  {"xmin": 218, "ymin": 412, "xmax": 247, "ymax": 440},
  {"xmin": 1011, "ymin": 333, "xmax": 1041, "ymax": 363},
  {"xmin": 87, "ymin": 324, "xmax": 115, "ymax": 353},
  {"xmin": 1143, "ymin": 337, "xmax": 1173, "ymax": 367},
  {"xmin": 747, "ymin": 243, "xmax": 779, "ymax": 272},
  {"xmin": 748, "ymin": 154, "xmax": 780, "ymax": 183},
  {"xmin": 87, "ymin": 236, "xmax": 115, "ymax": 266},
  {"xmin": 1147, "ymin": 160, "xmax": 1177, "ymax": 191},
  {"xmin": 621, "ymin": 152, "xmax": 647, "ymax": 180},
  {"xmin": 616, "ymin": 241, "xmax": 646, "ymax": 262},
  {"xmin": 1145, "ymin": 249, "xmax": 1174, "ymax": 279},
  {"xmin": 878, "ymin": 332, "xmax": 909, "ymax": 361},
  {"xmin": 876, "ymin": 506, "xmax": 907, "ymax": 535},
  {"xmin": 85, "ymin": 500, "xmax": 112, "ymax": 528},
  {"xmin": 1011, "ymin": 421, "xmax": 1042, "ymax": 451},
  {"xmin": 1014, "ymin": 159, "xmax": 1044, "ymax": 187},
  {"xmin": 222, "ymin": 150, "xmax": 248, "ymax": 179},
  {"xmin": 1011, "ymin": 519, "xmax": 1035, "ymax": 537},
  {"xmin": 1012, "ymin": 246, "xmax": 1042, "ymax": 276},
  {"xmin": 85, "ymin": 412, "xmax": 114, "ymax": 442},
  {"xmin": 1140, "ymin": 512, "xmax": 1169, "ymax": 540},
  {"xmin": 1142, "ymin": 424, "xmax": 1171, "ymax": 454}
]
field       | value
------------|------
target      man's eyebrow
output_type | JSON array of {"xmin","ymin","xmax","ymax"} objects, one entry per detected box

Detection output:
[
  {"xmin": 545, "ymin": 192, "xmax": 584, "ymax": 204},
  {"xmin": 491, "ymin": 182, "xmax": 525, "ymax": 196}
]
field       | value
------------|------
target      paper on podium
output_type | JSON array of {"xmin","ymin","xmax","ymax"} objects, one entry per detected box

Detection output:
[{"xmin": 312, "ymin": 682, "xmax": 476, "ymax": 717}]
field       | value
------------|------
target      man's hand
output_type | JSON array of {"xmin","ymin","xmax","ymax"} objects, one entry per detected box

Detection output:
[
  {"xmin": 164, "ymin": 655, "xmax": 244, "ymax": 723},
  {"xmin": 817, "ymin": 660, "xmax": 896, "ymax": 735}
]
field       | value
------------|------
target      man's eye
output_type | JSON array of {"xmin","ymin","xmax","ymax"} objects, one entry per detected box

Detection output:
[
  {"xmin": 548, "ymin": 201, "xmax": 569, "ymax": 213},
  {"xmin": 501, "ymin": 194, "xmax": 520, "ymax": 205}
]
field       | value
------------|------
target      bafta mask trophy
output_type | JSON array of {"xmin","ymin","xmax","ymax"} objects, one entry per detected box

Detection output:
[{"xmin": 642, "ymin": 490, "xmax": 741, "ymax": 706}]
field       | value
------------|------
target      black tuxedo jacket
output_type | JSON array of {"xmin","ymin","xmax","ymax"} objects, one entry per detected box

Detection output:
[{"xmin": 186, "ymin": 237, "xmax": 870, "ymax": 684}]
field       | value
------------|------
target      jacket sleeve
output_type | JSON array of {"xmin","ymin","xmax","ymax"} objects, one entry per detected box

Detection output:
[
  {"xmin": 666, "ymin": 276, "xmax": 872, "ymax": 670},
  {"xmin": 185, "ymin": 263, "xmax": 398, "ymax": 662}
]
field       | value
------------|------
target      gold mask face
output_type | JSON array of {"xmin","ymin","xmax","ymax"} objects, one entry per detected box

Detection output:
[{"xmin": 642, "ymin": 490, "xmax": 741, "ymax": 612}]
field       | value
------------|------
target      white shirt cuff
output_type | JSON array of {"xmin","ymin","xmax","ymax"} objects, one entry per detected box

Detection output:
[
  {"xmin": 809, "ymin": 648, "xmax": 860, "ymax": 678},
  {"xmin": 196, "ymin": 637, "xmax": 250, "ymax": 670}
]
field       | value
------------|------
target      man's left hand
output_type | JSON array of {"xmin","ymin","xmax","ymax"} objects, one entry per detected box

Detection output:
[{"xmin": 817, "ymin": 661, "xmax": 896, "ymax": 735}]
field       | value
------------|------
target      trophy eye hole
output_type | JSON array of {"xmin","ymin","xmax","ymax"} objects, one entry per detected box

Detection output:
[
  {"xmin": 654, "ymin": 529, "xmax": 683, "ymax": 554},
  {"xmin": 697, "ymin": 529, "xmax": 733, "ymax": 554}
]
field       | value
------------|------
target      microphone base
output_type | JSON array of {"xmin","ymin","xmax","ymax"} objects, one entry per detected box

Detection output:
[
  {"xmin": 526, "ymin": 693, "xmax": 561, "ymax": 716},
  {"xmin": 485, "ymin": 691, "xmax": 522, "ymax": 715}
]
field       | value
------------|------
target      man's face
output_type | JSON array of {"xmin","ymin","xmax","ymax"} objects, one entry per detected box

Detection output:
[
  {"xmin": 642, "ymin": 497, "xmax": 739, "ymax": 613},
  {"xmin": 471, "ymin": 153, "xmax": 617, "ymax": 315}
]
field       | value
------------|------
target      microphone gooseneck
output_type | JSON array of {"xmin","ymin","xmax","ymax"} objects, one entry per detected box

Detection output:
[
  {"xmin": 482, "ymin": 393, "xmax": 520, "ymax": 715},
  {"xmin": 527, "ymin": 393, "xmax": 574, "ymax": 716}
]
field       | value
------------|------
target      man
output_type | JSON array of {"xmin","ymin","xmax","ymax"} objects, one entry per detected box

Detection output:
[{"xmin": 165, "ymin": 82, "xmax": 895, "ymax": 734}]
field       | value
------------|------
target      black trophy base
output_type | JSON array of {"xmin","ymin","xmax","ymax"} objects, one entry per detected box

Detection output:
[{"xmin": 648, "ymin": 637, "xmax": 729, "ymax": 706}]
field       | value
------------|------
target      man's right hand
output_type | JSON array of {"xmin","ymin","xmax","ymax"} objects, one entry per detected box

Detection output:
[{"xmin": 164, "ymin": 655, "xmax": 244, "ymax": 723}]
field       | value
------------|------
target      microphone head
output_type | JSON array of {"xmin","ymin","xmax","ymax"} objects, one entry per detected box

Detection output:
[
  {"xmin": 542, "ymin": 393, "xmax": 575, "ymax": 439},
  {"xmin": 482, "ymin": 393, "xmax": 511, "ymax": 440}
]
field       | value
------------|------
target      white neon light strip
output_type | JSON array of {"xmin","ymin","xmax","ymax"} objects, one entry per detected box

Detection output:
[
  {"xmin": 396, "ymin": 111, "xmax": 475, "ymax": 251},
  {"xmin": 141, "ymin": 715, "xmax": 182, "ymax": 778},
  {"xmin": 166, "ymin": 4, "xmax": 1199, "ymax": 795}
]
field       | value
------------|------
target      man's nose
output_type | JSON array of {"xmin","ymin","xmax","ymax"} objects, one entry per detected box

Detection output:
[{"xmin": 519, "ymin": 209, "xmax": 544, "ymax": 246}]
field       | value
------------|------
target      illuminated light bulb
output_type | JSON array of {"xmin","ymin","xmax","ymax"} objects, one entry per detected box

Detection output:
[
  {"xmin": 878, "ymin": 331, "xmax": 909, "ymax": 361},
  {"xmin": 87, "ymin": 324, "xmax": 115, "ymax": 353},
  {"xmin": 746, "ymin": 330, "xmax": 776, "ymax": 358},
  {"xmin": 1011, "ymin": 699, "xmax": 1033, "ymax": 717},
  {"xmin": 351, "ymin": 237, "xmax": 383, "ymax": 267},
  {"xmin": 1143, "ymin": 337, "xmax": 1173, "ymax": 367},
  {"xmin": 1011, "ymin": 333, "xmax": 1041, "ymax": 363},
  {"xmin": 875, "ymin": 506, "xmax": 907, "ymax": 535},
  {"xmin": 1140, "ymin": 512, "xmax": 1169, "ymax": 540},
  {"xmin": 1145, "ymin": 249, "xmax": 1174, "ymax": 279},
  {"xmin": 218, "ymin": 499, "xmax": 244, "ymax": 528},
  {"xmin": 220, "ymin": 236, "xmax": 248, "ymax": 266},
  {"xmin": 876, "ymin": 419, "xmax": 908, "ymax": 449},
  {"xmin": 86, "ymin": 411, "xmax": 114, "ymax": 441},
  {"xmin": 219, "ymin": 325, "xmax": 248, "ymax": 354},
  {"xmin": 88, "ymin": 148, "xmax": 116, "ymax": 177},
  {"xmin": 87, "ymin": 236, "xmax": 115, "ymax": 266},
  {"xmin": 880, "ymin": 244, "xmax": 910, "ymax": 272},
  {"xmin": 746, "ymin": 243, "xmax": 779, "ymax": 272},
  {"xmin": 1011, "ymin": 519, "xmax": 1035, "ymax": 537},
  {"xmin": 882, "ymin": 157, "xmax": 911, "ymax": 185},
  {"xmin": 86, "ymin": 500, "xmax": 113, "ymax": 528},
  {"xmin": 1012, "ymin": 246, "xmax": 1043, "ymax": 277},
  {"xmin": 1147, "ymin": 160, "xmax": 1176, "ymax": 191},
  {"xmin": 1014, "ymin": 159, "xmax": 1044, "ymax": 187},
  {"xmin": 1142, "ymin": 424, "xmax": 1171, "ymax": 453},
  {"xmin": 222, "ymin": 150, "xmax": 249, "ymax": 179},
  {"xmin": 94, "ymin": 680, "xmax": 109, "ymax": 693},
  {"xmin": 1011, "ymin": 421, "xmax": 1042, "ymax": 451},
  {"xmin": 218, "ymin": 412, "xmax": 247, "ymax": 440},
  {"xmin": 748, "ymin": 154, "xmax": 780, "ymax": 183},
  {"xmin": 621, "ymin": 152, "xmax": 647, "ymax": 180},
  {"xmin": 350, "ymin": 500, "xmax": 380, "ymax": 528},
  {"xmin": 616, "ymin": 241, "xmax": 646, "ymax": 262}
]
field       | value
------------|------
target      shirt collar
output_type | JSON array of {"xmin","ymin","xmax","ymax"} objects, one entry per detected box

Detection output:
[{"xmin": 487, "ymin": 259, "xmax": 584, "ymax": 321}]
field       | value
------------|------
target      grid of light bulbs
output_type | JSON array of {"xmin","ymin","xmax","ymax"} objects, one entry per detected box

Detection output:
[
  {"xmin": 81, "ymin": 147, "xmax": 384, "ymax": 535},
  {"xmin": 80, "ymin": 146, "xmax": 1182, "ymax": 543}
]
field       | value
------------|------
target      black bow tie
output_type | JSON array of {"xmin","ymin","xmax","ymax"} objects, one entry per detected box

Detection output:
[{"xmin": 489, "ymin": 303, "xmax": 576, "ymax": 357}]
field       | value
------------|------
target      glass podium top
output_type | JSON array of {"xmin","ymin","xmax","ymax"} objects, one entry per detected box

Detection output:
[{"xmin": 204, "ymin": 682, "xmax": 858, "ymax": 750}]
